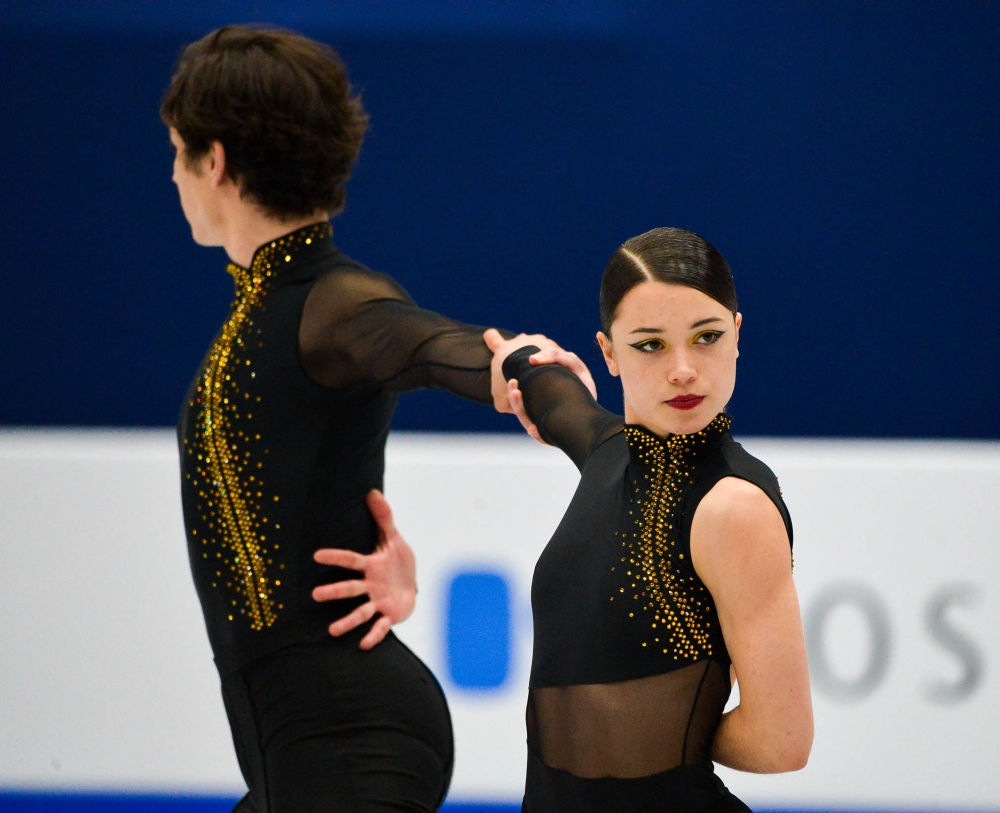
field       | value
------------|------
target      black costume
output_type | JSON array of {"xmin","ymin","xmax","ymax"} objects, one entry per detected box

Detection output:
[
  {"xmin": 178, "ymin": 223, "xmax": 503, "ymax": 813},
  {"xmin": 503, "ymin": 347, "xmax": 793, "ymax": 813}
]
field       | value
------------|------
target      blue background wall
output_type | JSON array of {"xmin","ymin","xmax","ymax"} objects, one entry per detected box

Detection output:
[{"xmin": 1, "ymin": 1, "xmax": 997, "ymax": 437}]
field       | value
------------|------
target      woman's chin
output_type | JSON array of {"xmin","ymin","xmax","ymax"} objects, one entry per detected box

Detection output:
[
  {"xmin": 656, "ymin": 406, "xmax": 717, "ymax": 437},
  {"xmin": 627, "ymin": 400, "xmax": 721, "ymax": 438}
]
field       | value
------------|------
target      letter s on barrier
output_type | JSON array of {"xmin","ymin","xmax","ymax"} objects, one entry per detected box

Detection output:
[{"xmin": 924, "ymin": 582, "xmax": 984, "ymax": 704}]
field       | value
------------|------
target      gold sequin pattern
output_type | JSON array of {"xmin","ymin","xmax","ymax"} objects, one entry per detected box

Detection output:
[
  {"xmin": 184, "ymin": 223, "xmax": 332, "ymax": 631},
  {"xmin": 618, "ymin": 414, "xmax": 732, "ymax": 662}
]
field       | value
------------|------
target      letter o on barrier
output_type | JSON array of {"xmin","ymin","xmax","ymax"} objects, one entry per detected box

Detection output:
[{"xmin": 805, "ymin": 581, "xmax": 891, "ymax": 701}]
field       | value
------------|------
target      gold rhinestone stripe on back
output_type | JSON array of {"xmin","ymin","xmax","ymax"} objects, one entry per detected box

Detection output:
[{"xmin": 188, "ymin": 223, "xmax": 331, "ymax": 631}]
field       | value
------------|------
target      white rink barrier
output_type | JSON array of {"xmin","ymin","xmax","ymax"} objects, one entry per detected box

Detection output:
[{"xmin": 0, "ymin": 429, "xmax": 998, "ymax": 809}]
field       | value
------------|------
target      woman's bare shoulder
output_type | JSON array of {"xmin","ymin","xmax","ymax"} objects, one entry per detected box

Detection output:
[{"xmin": 696, "ymin": 476, "xmax": 782, "ymax": 529}]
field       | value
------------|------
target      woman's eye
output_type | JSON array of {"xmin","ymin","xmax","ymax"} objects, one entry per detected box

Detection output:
[
  {"xmin": 694, "ymin": 331, "xmax": 724, "ymax": 345},
  {"xmin": 630, "ymin": 339, "xmax": 665, "ymax": 353}
]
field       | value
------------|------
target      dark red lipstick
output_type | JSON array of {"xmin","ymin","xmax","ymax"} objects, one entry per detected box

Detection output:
[{"xmin": 666, "ymin": 394, "xmax": 705, "ymax": 411}]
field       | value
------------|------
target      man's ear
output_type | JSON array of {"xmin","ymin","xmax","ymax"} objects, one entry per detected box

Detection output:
[
  {"xmin": 596, "ymin": 331, "xmax": 619, "ymax": 377},
  {"xmin": 207, "ymin": 140, "xmax": 228, "ymax": 187}
]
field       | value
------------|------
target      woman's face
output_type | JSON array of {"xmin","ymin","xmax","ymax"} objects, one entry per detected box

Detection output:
[{"xmin": 597, "ymin": 281, "xmax": 741, "ymax": 437}]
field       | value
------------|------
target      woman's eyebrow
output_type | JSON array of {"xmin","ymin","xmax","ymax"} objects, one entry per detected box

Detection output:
[{"xmin": 628, "ymin": 317, "xmax": 724, "ymax": 335}]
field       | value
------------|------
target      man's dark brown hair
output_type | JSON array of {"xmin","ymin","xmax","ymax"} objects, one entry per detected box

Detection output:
[{"xmin": 161, "ymin": 25, "xmax": 369, "ymax": 219}]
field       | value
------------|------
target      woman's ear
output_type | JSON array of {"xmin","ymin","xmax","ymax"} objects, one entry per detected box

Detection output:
[
  {"xmin": 596, "ymin": 331, "xmax": 620, "ymax": 377},
  {"xmin": 734, "ymin": 312, "xmax": 742, "ymax": 359}
]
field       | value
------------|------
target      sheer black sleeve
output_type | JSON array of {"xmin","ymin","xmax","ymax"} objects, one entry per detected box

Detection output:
[
  {"xmin": 503, "ymin": 346, "xmax": 622, "ymax": 471},
  {"xmin": 299, "ymin": 267, "xmax": 511, "ymax": 403}
]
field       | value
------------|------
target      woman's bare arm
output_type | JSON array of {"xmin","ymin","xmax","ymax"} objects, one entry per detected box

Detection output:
[{"xmin": 690, "ymin": 477, "xmax": 813, "ymax": 773}]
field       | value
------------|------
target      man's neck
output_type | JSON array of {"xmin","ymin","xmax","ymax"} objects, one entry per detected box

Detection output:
[{"xmin": 221, "ymin": 204, "xmax": 329, "ymax": 269}]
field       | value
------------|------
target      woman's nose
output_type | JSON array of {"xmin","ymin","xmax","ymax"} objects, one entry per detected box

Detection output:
[{"xmin": 667, "ymin": 350, "xmax": 697, "ymax": 384}]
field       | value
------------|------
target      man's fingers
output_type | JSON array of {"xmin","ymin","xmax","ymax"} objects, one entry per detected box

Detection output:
[
  {"xmin": 483, "ymin": 327, "xmax": 506, "ymax": 352},
  {"xmin": 487, "ymin": 331, "xmax": 600, "ymax": 412},
  {"xmin": 508, "ymin": 380, "xmax": 545, "ymax": 445},
  {"xmin": 527, "ymin": 347, "xmax": 561, "ymax": 364},
  {"xmin": 366, "ymin": 489, "xmax": 397, "ymax": 540},
  {"xmin": 507, "ymin": 378, "xmax": 525, "ymax": 418},
  {"xmin": 575, "ymin": 365, "xmax": 598, "ymax": 399},
  {"xmin": 493, "ymin": 390, "xmax": 513, "ymax": 414},
  {"xmin": 314, "ymin": 547, "xmax": 367, "ymax": 570},
  {"xmin": 516, "ymin": 409, "xmax": 543, "ymax": 444},
  {"xmin": 529, "ymin": 348, "xmax": 598, "ymax": 400},
  {"xmin": 312, "ymin": 579, "xmax": 367, "ymax": 602},
  {"xmin": 327, "ymin": 601, "xmax": 378, "ymax": 637},
  {"xmin": 359, "ymin": 615, "xmax": 394, "ymax": 650}
]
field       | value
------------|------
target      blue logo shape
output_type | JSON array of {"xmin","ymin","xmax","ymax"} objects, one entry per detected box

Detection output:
[{"xmin": 446, "ymin": 571, "xmax": 511, "ymax": 689}]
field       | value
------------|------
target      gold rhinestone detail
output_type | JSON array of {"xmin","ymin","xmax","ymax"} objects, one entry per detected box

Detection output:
[
  {"xmin": 186, "ymin": 223, "xmax": 331, "ymax": 630},
  {"xmin": 620, "ymin": 413, "xmax": 732, "ymax": 662}
]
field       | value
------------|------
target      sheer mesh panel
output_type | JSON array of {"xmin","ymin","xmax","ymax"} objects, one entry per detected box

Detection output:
[
  {"xmin": 300, "ymin": 268, "xmax": 504, "ymax": 401},
  {"xmin": 527, "ymin": 661, "xmax": 730, "ymax": 779},
  {"xmin": 503, "ymin": 346, "xmax": 623, "ymax": 470}
]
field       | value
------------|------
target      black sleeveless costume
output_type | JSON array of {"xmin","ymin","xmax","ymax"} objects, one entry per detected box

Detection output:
[
  {"xmin": 178, "ymin": 223, "xmax": 508, "ymax": 813},
  {"xmin": 502, "ymin": 347, "xmax": 793, "ymax": 813}
]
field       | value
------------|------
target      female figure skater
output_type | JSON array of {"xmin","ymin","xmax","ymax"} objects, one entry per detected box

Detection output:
[
  {"xmin": 162, "ymin": 25, "xmax": 592, "ymax": 813},
  {"xmin": 480, "ymin": 226, "xmax": 813, "ymax": 810}
]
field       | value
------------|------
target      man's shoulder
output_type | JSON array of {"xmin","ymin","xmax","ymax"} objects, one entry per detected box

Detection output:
[{"xmin": 311, "ymin": 251, "xmax": 413, "ymax": 307}]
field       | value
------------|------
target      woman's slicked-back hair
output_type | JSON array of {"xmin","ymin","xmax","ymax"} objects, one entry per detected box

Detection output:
[
  {"xmin": 599, "ymin": 227, "xmax": 738, "ymax": 335},
  {"xmin": 161, "ymin": 25, "xmax": 369, "ymax": 220}
]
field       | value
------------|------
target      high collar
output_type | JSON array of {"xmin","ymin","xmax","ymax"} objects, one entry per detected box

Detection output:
[
  {"xmin": 226, "ymin": 222, "xmax": 334, "ymax": 294},
  {"xmin": 624, "ymin": 413, "xmax": 732, "ymax": 466}
]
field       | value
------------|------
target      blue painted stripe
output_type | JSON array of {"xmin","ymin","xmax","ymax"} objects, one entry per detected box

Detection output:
[
  {"xmin": 0, "ymin": 794, "xmax": 236, "ymax": 812},
  {"xmin": 0, "ymin": 796, "xmax": 995, "ymax": 813},
  {"xmin": 0, "ymin": 794, "xmax": 520, "ymax": 812}
]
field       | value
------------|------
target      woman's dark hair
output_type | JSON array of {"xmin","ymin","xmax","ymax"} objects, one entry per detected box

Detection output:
[
  {"xmin": 599, "ymin": 227, "xmax": 738, "ymax": 335},
  {"xmin": 161, "ymin": 25, "xmax": 369, "ymax": 219}
]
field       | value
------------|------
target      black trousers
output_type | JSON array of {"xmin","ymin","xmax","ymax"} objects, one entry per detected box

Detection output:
[{"xmin": 221, "ymin": 631, "xmax": 454, "ymax": 813}]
